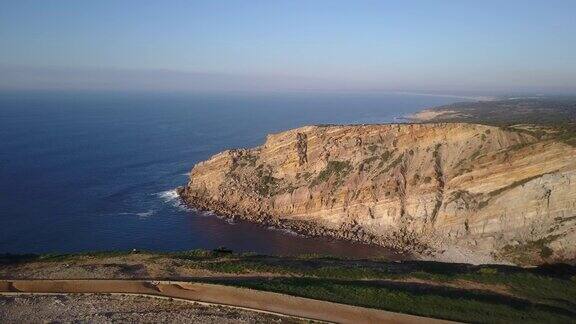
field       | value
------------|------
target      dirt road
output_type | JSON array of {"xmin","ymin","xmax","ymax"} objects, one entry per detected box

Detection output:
[{"xmin": 0, "ymin": 279, "xmax": 454, "ymax": 324}]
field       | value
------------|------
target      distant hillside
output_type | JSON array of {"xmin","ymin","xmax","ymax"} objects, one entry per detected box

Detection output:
[{"xmin": 412, "ymin": 97, "xmax": 576, "ymax": 146}]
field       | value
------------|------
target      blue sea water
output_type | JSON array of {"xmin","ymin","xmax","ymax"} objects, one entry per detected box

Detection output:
[{"xmin": 0, "ymin": 91, "xmax": 461, "ymax": 257}]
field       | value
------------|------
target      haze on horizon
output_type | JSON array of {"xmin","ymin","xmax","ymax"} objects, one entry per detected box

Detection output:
[{"xmin": 1, "ymin": 0, "xmax": 575, "ymax": 95}]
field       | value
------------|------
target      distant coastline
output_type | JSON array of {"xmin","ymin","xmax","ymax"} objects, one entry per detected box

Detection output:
[{"xmin": 385, "ymin": 90, "xmax": 495, "ymax": 102}]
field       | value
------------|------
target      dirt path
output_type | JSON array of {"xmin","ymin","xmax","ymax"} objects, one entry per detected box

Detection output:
[{"xmin": 0, "ymin": 279, "xmax": 454, "ymax": 324}]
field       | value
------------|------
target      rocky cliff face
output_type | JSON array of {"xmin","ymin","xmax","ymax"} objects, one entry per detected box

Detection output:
[{"xmin": 179, "ymin": 123, "xmax": 576, "ymax": 264}]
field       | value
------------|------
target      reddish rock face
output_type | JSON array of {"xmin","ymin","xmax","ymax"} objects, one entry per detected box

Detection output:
[{"xmin": 181, "ymin": 123, "xmax": 576, "ymax": 265}]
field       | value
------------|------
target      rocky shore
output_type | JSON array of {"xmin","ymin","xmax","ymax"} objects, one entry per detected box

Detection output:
[
  {"xmin": 177, "ymin": 186, "xmax": 424, "ymax": 255},
  {"xmin": 179, "ymin": 123, "xmax": 576, "ymax": 265}
]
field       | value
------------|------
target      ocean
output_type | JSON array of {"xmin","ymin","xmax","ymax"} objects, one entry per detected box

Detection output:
[{"xmin": 0, "ymin": 91, "xmax": 461, "ymax": 257}]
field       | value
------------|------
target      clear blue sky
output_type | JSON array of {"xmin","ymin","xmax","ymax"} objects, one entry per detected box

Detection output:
[{"xmin": 1, "ymin": 0, "xmax": 575, "ymax": 93}]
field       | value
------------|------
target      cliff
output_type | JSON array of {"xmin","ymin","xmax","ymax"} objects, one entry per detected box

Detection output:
[{"xmin": 179, "ymin": 123, "xmax": 576, "ymax": 264}]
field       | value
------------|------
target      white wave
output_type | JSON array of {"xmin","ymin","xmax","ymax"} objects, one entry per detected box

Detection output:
[
  {"xmin": 197, "ymin": 210, "xmax": 215, "ymax": 217},
  {"xmin": 136, "ymin": 210, "xmax": 155, "ymax": 218},
  {"xmin": 114, "ymin": 210, "xmax": 155, "ymax": 218},
  {"xmin": 266, "ymin": 226, "xmax": 302, "ymax": 237},
  {"xmin": 157, "ymin": 189, "xmax": 180, "ymax": 201},
  {"xmin": 156, "ymin": 189, "xmax": 190, "ymax": 211},
  {"xmin": 208, "ymin": 212, "xmax": 235, "ymax": 224},
  {"xmin": 155, "ymin": 190, "xmax": 301, "ymax": 233}
]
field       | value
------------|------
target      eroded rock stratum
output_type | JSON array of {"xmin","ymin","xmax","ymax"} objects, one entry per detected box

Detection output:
[{"xmin": 179, "ymin": 123, "xmax": 576, "ymax": 264}]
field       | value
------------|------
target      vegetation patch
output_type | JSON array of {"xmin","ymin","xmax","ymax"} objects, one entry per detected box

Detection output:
[
  {"xmin": 507, "ymin": 141, "xmax": 532, "ymax": 153},
  {"xmin": 218, "ymin": 277, "xmax": 576, "ymax": 324},
  {"xmin": 256, "ymin": 174, "xmax": 280, "ymax": 196},
  {"xmin": 500, "ymin": 235, "xmax": 563, "ymax": 264},
  {"xmin": 486, "ymin": 173, "xmax": 549, "ymax": 200},
  {"xmin": 415, "ymin": 97, "xmax": 576, "ymax": 146},
  {"xmin": 310, "ymin": 160, "xmax": 352, "ymax": 188},
  {"xmin": 3, "ymin": 250, "xmax": 576, "ymax": 323},
  {"xmin": 469, "ymin": 148, "xmax": 482, "ymax": 161},
  {"xmin": 378, "ymin": 153, "xmax": 404, "ymax": 175},
  {"xmin": 376, "ymin": 150, "xmax": 392, "ymax": 169},
  {"xmin": 359, "ymin": 156, "xmax": 380, "ymax": 171},
  {"xmin": 239, "ymin": 153, "xmax": 258, "ymax": 167}
]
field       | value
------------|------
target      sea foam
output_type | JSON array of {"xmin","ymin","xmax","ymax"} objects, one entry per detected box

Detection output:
[
  {"xmin": 156, "ymin": 189, "xmax": 190, "ymax": 211},
  {"xmin": 136, "ymin": 210, "xmax": 155, "ymax": 218}
]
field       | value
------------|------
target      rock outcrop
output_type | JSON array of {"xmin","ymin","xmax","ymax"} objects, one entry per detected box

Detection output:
[{"xmin": 179, "ymin": 123, "xmax": 576, "ymax": 264}]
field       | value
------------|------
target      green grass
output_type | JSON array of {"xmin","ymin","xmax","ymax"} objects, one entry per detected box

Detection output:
[
  {"xmin": 2, "ymin": 250, "xmax": 575, "ymax": 323},
  {"xmin": 1, "ymin": 250, "xmax": 133, "ymax": 263},
  {"xmin": 181, "ymin": 254, "xmax": 576, "ymax": 322},
  {"xmin": 217, "ymin": 277, "xmax": 576, "ymax": 324}
]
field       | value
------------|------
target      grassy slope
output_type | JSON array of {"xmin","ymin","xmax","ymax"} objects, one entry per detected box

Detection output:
[
  {"xmin": 2, "ymin": 250, "xmax": 575, "ymax": 323},
  {"xmin": 417, "ymin": 97, "xmax": 576, "ymax": 146}
]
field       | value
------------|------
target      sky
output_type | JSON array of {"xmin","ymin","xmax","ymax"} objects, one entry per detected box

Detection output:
[{"xmin": 1, "ymin": 0, "xmax": 575, "ymax": 94}]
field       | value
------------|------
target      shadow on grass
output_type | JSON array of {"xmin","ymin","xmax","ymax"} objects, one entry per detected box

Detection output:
[
  {"xmin": 202, "ymin": 277, "xmax": 576, "ymax": 324},
  {"xmin": 2, "ymin": 251, "xmax": 575, "ymax": 279},
  {"xmin": 206, "ymin": 276, "xmax": 576, "ymax": 318}
]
